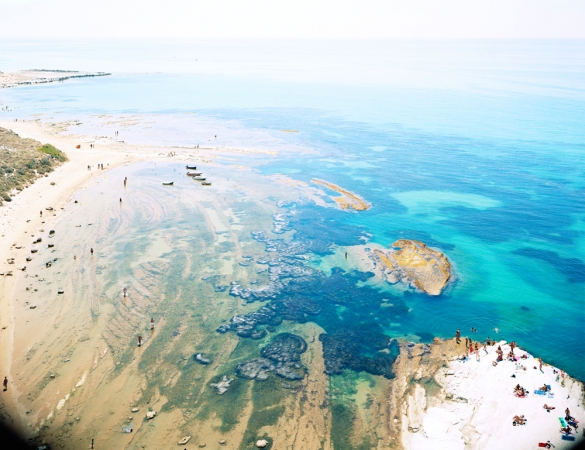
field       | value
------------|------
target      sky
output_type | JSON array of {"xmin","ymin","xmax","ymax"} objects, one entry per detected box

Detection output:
[{"xmin": 0, "ymin": 0, "xmax": 584, "ymax": 39}]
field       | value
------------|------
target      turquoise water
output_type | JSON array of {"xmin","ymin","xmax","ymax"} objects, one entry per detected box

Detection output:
[{"xmin": 1, "ymin": 39, "xmax": 584, "ymax": 379}]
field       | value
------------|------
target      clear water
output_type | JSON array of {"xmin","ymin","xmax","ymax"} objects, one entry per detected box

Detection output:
[{"xmin": 1, "ymin": 39, "xmax": 584, "ymax": 381}]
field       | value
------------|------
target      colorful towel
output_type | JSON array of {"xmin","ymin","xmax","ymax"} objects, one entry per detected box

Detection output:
[
  {"xmin": 534, "ymin": 390, "xmax": 546, "ymax": 395},
  {"xmin": 559, "ymin": 417, "xmax": 567, "ymax": 427},
  {"xmin": 561, "ymin": 434, "xmax": 575, "ymax": 441}
]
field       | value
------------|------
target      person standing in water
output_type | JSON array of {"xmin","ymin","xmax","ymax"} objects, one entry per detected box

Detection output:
[
  {"xmin": 138, "ymin": 336, "xmax": 142, "ymax": 347},
  {"xmin": 123, "ymin": 287, "xmax": 127, "ymax": 297},
  {"xmin": 90, "ymin": 248, "xmax": 94, "ymax": 255},
  {"xmin": 150, "ymin": 318, "xmax": 155, "ymax": 330},
  {"xmin": 40, "ymin": 210, "xmax": 42, "ymax": 217}
]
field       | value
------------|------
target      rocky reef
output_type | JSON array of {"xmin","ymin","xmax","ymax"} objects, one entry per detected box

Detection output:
[
  {"xmin": 236, "ymin": 333, "xmax": 307, "ymax": 381},
  {"xmin": 372, "ymin": 239, "xmax": 452, "ymax": 295},
  {"xmin": 217, "ymin": 200, "xmax": 408, "ymax": 379}
]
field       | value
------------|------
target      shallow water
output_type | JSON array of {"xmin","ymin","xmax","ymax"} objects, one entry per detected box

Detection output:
[{"xmin": 1, "ymin": 38, "xmax": 585, "ymax": 447}]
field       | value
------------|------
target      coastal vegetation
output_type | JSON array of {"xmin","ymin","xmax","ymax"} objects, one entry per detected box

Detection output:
[{"xmin": 0, "ymin": 127, "xmax": 67, "ymax": 205}]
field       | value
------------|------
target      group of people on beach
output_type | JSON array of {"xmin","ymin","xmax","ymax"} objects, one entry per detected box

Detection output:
[
  {"xmin": 86, "ymin": 163, "xmax": 106, "ymax": 170},
  {"xmin": 136, "ymin": 319, "xmax": 156, "ymax": 347},
  {"xmin": 455, "ymin": 327, "xmax": 582, "ymax": 444}
]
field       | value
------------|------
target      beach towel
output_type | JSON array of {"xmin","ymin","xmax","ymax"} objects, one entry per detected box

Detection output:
[
  {"xmin": 538, "ymin": 443, "xmax": 551, "ymax": 448},
  {"xmin": 559, "ymin": 417, "xmax": 567, "ymax": 427},
  {"xmin": 534, "ymin": 390, "xmax": 546, "ymax": 395},
  {"xmin": 561, "ymin": 434, "xmax": 575, "ymax": 441}
]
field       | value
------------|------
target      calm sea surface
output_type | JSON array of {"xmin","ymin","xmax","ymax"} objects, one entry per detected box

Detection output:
[{"xmin": 1, "ymin": 39, "xmax": 584, "ymax": 379}]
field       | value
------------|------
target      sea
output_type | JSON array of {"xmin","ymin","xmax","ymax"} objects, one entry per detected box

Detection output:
[{"xmin": 1, "ymin": 39, "xmax": 584, "ymax": 382}]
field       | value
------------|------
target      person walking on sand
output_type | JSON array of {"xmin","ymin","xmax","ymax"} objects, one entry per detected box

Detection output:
[
  {"xmin": 3, "ymin": 376, "xmax": 7, "ymax": 391},
  {"xmin": 538, "ymin": 358, "xmax": 543, "ymax": 372},
  {"xmin": 455, "ymin": 329, "xmax": 461, "ymax": 344},
  {"xmin": 40, "ymin": 210, "xmax": 42, "ymax": 217},
  {"xmin": 120, "ymin": 198, "xmax": 122, "ymax": 203},
  {"xmin": 138, "ymin": 335, "xmax": 142, "ymax": 347},
  {"xmin": 150, "ymin": 318, "xmax": 155, "ymax": 330},
  {"xmin": 123, "ymin": 287, "xmax": 127, "ymax": 297}
]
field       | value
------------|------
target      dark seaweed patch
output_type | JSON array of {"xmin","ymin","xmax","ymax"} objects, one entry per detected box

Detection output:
[{"xmin": 219, "ymin": 201, "xmax": 406, "ymax": 379}]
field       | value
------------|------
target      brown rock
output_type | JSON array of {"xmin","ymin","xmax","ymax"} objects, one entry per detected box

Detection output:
[{"xmin": 374, "ymin": 240, "xmax": 452, "ymax": 295}]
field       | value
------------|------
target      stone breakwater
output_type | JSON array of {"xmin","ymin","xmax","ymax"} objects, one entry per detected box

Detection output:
[
  {"xmin": 372, "ymin": 239, "xmax": 452, "ymax": 295},
  {"xmin": 311, "ymin": 178, "xmax": 371, "ymax": 211},
  {"xmin": 0, "ymin": 70, "xmax": 111, "ymax": 89}
]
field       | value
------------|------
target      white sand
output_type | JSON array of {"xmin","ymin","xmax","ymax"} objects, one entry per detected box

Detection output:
[{"xmin": 403, "ymin": 341, "xmax": 585, "ymax": 450}]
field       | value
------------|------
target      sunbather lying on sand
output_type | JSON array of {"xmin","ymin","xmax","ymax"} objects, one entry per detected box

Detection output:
[
  {"xmin": 513, "ymin": 415, "xmax": 527, "ymax": 425},
  {"xmin": 539, "ymin": 384, "xmax": 550, "ymax": 392},
  {"xmin": 560, "ymin": 426, "xmax": 572, "ymax": 435},
  {"xmin": 543, "ymin": 404, "xmax": 555, "ymax": 411}
]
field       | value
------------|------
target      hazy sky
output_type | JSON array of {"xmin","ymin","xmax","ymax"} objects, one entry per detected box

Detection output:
[{"xmin": 1, "ymin": 0, "xmax": 584, "ymax": 39}]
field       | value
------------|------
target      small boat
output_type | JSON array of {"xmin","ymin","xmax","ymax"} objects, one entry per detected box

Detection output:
[
  {"xmin": 202, "ymin": 181, "xmax": 212, "ymax": 186},
  {"xmin": 186, "ymin": 172, "xmax": 202, "ymax": 176},
  {"xmin": 193, "ymin": 176, "xmax": 206, "ymax": 181},
  {"xmin": 186, "ymin": 165, "xmax": 197, "ymax": 170},
  {"xmin": 162, "ymin": 182, "xmax": 174, "ymax": 186}
]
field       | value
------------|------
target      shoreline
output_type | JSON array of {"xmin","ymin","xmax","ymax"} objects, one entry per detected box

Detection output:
[
  {"xmin": 0, "ymin": 119, "xmax": 225, "ymax": 433},
  {"xmin": 392, "ymin": 338, "xmax": 584, "ymax": 450},
  {"xmin": 0, "ymin": 119, "xmax": 583, "ymax": 449},
  {"xmin": 0, "ymin": 71, "xmax": 110, "ymax": 90}
]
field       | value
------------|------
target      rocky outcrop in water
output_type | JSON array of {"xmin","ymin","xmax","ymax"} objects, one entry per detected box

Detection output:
[
  {"xmin": 236, "ymin": 333, "xmax": 307, "ymax": 381},
  {"xmin": 372, "ymin": 240, "xmax": 452, "ymax": 295}
]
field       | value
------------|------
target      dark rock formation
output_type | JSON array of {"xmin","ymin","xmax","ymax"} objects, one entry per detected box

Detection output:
[{"xmin": 235, "ymin": 333, "xmax": 308, "ymax": 381}]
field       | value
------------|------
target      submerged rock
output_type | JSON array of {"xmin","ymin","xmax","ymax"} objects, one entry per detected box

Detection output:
[
  {"xmin": 235, "ymin": 333, "xmax": 308, "ymax": 381},
  {"xmin": 236, "ymin": 358, "xmax": 274, "ymax": 380},
  {"xmin": 210, "ymin": 375, "xmax": 234, "ymax": 394},
  {"xmin": 256, "ymin": 439, "xmax": 269, "ymax": 448},
  {"xmin": 194, "ymin": 353, "xmax": 213, "ymax": 365}
]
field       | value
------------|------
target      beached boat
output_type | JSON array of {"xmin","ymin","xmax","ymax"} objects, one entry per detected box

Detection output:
[
  {"xmin": 186, "ymin": 172, "xmax": 202, "ymax": 176},
  {"xmin": 186, "ymin": 165, "xmax": 197, "ymax": 169},
  {"xmin": 162, "ymin": 182, "xmax": 174, "ymax": 186},
  {"xmin": 202, "ymin": 181, "xmax": 212, "ymax": 186},
  {"xmin": 193, "ymin": 176, "xmax": 206, "ymax": 181}
]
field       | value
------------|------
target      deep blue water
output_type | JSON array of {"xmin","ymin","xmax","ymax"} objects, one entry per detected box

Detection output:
[{"xmin": 1, "ymin": 39, "xmax": 584, "ymax": 379}]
